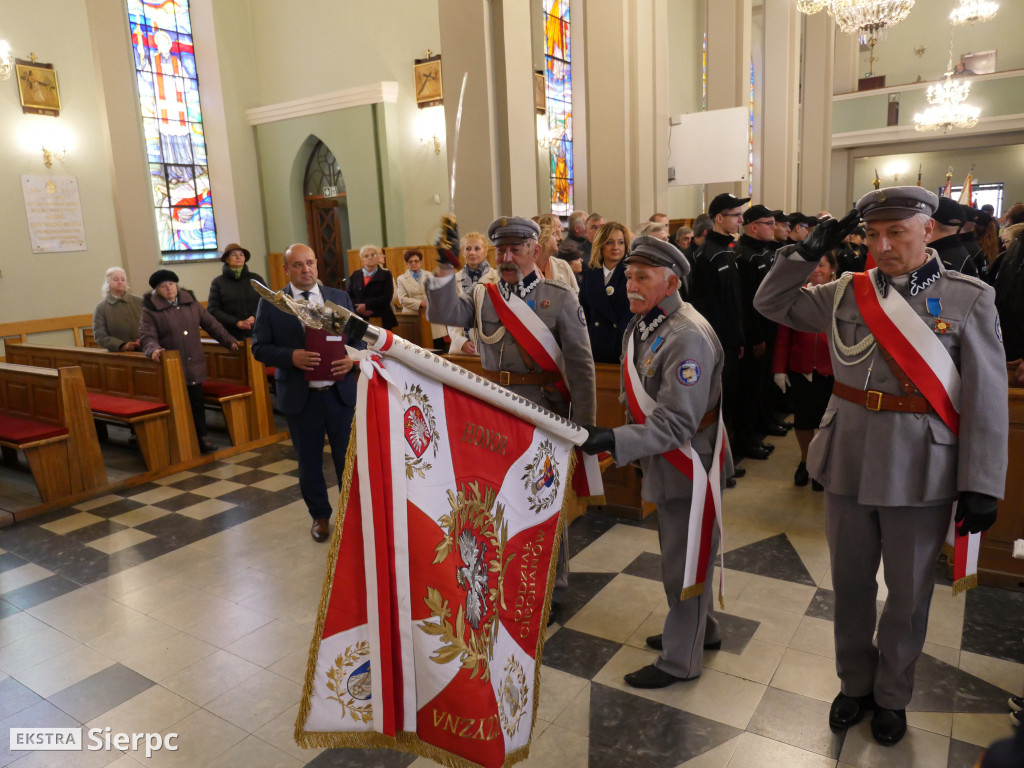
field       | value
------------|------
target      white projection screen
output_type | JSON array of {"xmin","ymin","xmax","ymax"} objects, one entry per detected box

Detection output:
[{"xmin": 668, "ymin": 107, "xmax": 749, "ymax": 186}]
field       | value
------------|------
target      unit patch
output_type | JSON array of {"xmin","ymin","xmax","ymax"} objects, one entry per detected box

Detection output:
[{"xmin": 677, "ymin": 360, "xmax": 701, "ymax": 386}]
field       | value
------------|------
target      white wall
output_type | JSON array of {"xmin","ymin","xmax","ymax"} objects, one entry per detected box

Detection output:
[{"xmin": 666, "ymin": 0, "xmax": 706, "ymax": 219}]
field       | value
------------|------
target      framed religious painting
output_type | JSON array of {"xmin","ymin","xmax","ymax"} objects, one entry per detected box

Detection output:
[
  {"xmin": 16, "ymin": 59, "xmax": 61, "ymax": 117},
  {"xmin": 413, "ymin": 54, "xmax": 443, "ymax": 108}
]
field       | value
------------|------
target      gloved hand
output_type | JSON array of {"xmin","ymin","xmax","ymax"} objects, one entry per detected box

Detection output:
[
  {"xmin": 579, "ymin": 425, "xmax": 615, "ymax": 455},
  {"xmin": 773, "ymin": 372, "xmax": 790, "ymax": 394},
  {"xmin": 796, "ymin": 208, "xmax": 860, "ymax": 262},
  {"xmin": 955, "ymin": 491, "xmax": 998, "ymax": 535},
  {"xmin": 436, "ymin": 213, "xmax": 461, "ymax": 270}
]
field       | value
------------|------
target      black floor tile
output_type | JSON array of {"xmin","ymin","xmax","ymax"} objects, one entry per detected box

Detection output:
[
  {"xmin": 909, "ymin": 652, "xmax": 1015, "ymax": 713},
  {"xmin": 206, "ymin": 505, "xmax": 271, "ymax": 530},
  {"xmin": 0, "ymin": 599, "xmax": 19, "ymax": 618},
  {"xmin": 715, "ymin": 612, "xmax": 761, "ymax": 656},
  {"xmin": 566, "ymin": 511, "xmax": 622, "ymax": 558},
  {"xmin": 149, "ymin": 491, "xmax": 210, "ymax": 512},
  {"xmin": 303, "ymin": 748, "xmax": 417, "ymax": 767},
  {"xmin": 164, "ymin": 474, "xmax": 221, "ymax": 492},
  {"xmin": 48, "ymin": 663, "xmax": 155, "ymax": 723},
  {"xmin": 2, "ymin": 574, "xmax": 80, "ymax": 609},
  {"xmin": 723, "ymin": 533, "xmax": 816, "ymax": 587},
  {"xmin": 542, "ymin": 627, "xmax": 621, "ymax": 680},
  {"xmin": 61, "ymin": 519, "xmax": 130, "ymax": 546},
  {"xmin": 806, "ymin": 588, "xmax": 835, "ymax": 620},
  {"xmin": 83, "ymin": 498, "xmax": 146, "ymax": 519},
  {"xmin": 0, "ymin": 552, "xmax": 27, "ymax": 572},
  {"xmin": 622, "ymin": 551, "xmax": 662, "ymax": 582},
  {"xmin": 121, "ymin": 482, "xmax": 162, "ymax": 498},
  {"xmin": 0, "ymin": 677, "xmax": 43, "ymax": 721},
  {"xmin": 948, "ymin": 738, "xmax": 986, "ymax": 768},
  {"xmin": 222, "ymin": 468, "xmax": 275, "ymax": 485},
  {"xmin": 560, "ymin": 571, "xmax": 617, "ymax": 624},
  {"xmin": 216, "ymin": 485, "xmax": 288, "ymax": 509},
  {"xmin": 60, "ymin": 548, "xmax": 148, "ymax": 586},
  {"xmin": 587, "ymin": 682, "xmax": 743, "ymax": 767},
  {"xmin": 962, "ymin": 586, "xmax": 1024, "ymax": 664}
]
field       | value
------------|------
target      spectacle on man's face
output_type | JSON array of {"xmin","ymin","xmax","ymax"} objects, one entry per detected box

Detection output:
[{"xmin": 717, "ymin": 209, "xmax": 743, "ymax": 235}]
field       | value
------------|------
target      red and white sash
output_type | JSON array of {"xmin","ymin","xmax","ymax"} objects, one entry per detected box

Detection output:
[
  {"xmin": 485, "ymin": 282, "xmax": 605, "ymax": 503},
  {"xmin": 624, "ymin": 334, "xmax": 726, "ymax": 604},
  {"xmin": 851, "ymin": 269, "xmax": 979, "ymax": 593}
]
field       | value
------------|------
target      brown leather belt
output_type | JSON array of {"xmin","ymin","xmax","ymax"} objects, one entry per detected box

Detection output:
[
  {"xmin": 832, "ymin": 381, "xmax": 932, "ymax": 414},
  {"xmin": 698, "ymin": 406, "xmax": 720, "ymax": 431},
  {"xmin": 479, "ymin": 369, "xmax": 563, "ymax": 387}
]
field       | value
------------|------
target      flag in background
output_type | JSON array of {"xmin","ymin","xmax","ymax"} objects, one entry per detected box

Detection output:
[
  {"xmin": 958, "ymin": 171, "xmax": 974, "ymax": 206},
  {"xmin": 296, "ymin": 352, "xmax": 574, "ymax": 768},
  {"xmin": 941, "ymin": 170, "xmax": 954, "ymax": 198}
]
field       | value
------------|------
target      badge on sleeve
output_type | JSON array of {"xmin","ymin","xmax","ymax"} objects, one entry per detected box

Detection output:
[
  {"xmin": 677, "ymin": 359, "xmax": 701, "ymax": 386},
  {"xmin": 578, "ymin": 306, "xmax": 586, "ymax": 326}
]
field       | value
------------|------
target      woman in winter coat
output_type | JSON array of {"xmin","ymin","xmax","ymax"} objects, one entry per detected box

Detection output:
[
  {"xmin": 140, "ymin": 269, "xmax": 239, "ymax": 454},
  {"xmin": 207, "ymin": 243, "xmax": 267, "ymax": 339}
]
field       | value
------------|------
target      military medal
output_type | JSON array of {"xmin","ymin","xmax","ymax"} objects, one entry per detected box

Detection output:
[
  {"xmin": 926, "ymin": 297, "xmax": 952, "ymax": 334},
  {"xmin": 606, "ymin": 285, "xmax": 614, "ymax": 296},
  {"xmin": 934, "ymin": 318, "xmax": 952, "ymax": 334}
]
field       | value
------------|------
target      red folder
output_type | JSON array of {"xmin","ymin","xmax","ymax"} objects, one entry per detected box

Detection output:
[{"xmin": 304, "ymin": 328, "xmax": 347, "ymax": 381}]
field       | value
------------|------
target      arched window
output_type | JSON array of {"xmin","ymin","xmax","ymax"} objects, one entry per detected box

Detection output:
[
  {"xmin": 543, "ymin": 0, "xmax": 573, "ymax": 216},
  {"xmin": 304, "ymin": 141, "xmax": 344, "ymax": 198},
  {"xmin": 127, "ymin": 0, "xmax": 218, "ymax": 260}
]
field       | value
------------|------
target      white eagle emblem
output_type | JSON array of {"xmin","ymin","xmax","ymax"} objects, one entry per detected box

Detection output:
[{"xmin": 456, "ymin": 529, "xmax": 489, "ymax": 629}]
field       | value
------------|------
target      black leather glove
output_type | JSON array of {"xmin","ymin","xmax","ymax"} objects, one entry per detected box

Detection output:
[
  {"xmin": 955, "ymin": 491, "xmax": 998, "ymax": 535},
  {"xmin": 436, "ymin": 213, "xmax": 461, "ymax": 270},
  {"xmin": 342, "ymin": 312, "xmax": 370, "ymax": 341},
  {"xmin": 796, "ymin": 208, "xmax": 860, "ymax": 262},
  {"xmin": 579, "ymin": 425, "xmax": 615, "ymax": 455}
]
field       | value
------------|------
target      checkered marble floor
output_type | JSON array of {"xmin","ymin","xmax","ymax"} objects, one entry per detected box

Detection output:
[{"xmin": 1, "ymin": 437, "xmax": 1021, "ymax": 767}]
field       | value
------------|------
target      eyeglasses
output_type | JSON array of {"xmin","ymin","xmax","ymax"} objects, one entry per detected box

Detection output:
[{"xmin": 720, "ymin": 212, "xmax": 743, "ymax": 218}]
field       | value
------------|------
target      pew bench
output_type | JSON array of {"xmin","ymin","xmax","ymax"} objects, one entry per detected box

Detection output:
[
  {"xmin": 201, "ymin": 339, "xmax": 275, "ymax": 445},
  {"xmin": 0, "ymin": 363, "xmax": 107, "ymax": 503},
  {"xmin": 4, "ymin": 342, "xmax": 199, "ymax": 470}
]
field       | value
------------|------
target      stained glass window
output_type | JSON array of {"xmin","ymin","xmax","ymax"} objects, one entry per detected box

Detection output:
[
  {"xmin": 127, "ymin": 0, "xmax": 218, "ymax": 260},
  {"xmin": 543, "ymin": 0, "xmax": 572, "ymax": 216}
]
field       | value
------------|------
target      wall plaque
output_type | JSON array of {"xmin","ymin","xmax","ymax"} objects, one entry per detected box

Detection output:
[{"xmin": 21, "ymin": 175, "xmax": 87, "ymax": 253}]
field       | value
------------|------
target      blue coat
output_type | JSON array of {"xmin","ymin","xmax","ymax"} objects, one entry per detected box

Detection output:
[
  {"xmin": 251, "ymin": 285, "xmax": 365, "ymax": 415},
  {"xmin": 579, "ymin": 263, "xmax": 631, "ymax": 364}
]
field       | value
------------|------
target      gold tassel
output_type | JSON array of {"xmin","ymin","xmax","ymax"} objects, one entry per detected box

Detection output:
[
  {"xmin": 951, "ymin": 572, "xmax": 978, "ymax": 596},
  {"xmin": 680, "ymin": 583, "xmax": 706, "ymax": 601}
]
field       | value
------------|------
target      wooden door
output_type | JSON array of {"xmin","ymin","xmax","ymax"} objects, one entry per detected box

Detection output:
[{"xmin": 305, "ymin": 195, "xmax": 346, "ymax": 289}]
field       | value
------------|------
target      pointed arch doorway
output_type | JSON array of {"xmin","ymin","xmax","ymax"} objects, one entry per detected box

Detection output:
[{"xmin": 303, "ymin": 140, "xmax": 351, "ymax": 289}]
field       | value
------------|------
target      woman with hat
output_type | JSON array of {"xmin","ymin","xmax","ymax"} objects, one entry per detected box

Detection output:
[
  {"xmin": 207, "ymin": 243, "xmax": 267, "ymax": 339},
  {"xmin": 579, "ymin": 221, "xmax": 633, "ymax": 363},
  {"xmin": 140, "ymin": 269, "xmax": 239, "ymax": 454}
]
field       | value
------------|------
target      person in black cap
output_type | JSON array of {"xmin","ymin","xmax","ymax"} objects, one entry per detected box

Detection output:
[
  {"xmin": 207, "ymin": 243, "xmax": 267, "ymax": 339},
  {"xmin": 140, "ymin": 269, "xmax": 240, "ymax": 454},
  {"xmin": 959, "ymin": 205, "xmax": 990, "ymax": 281},
  {"xmin": 786, "ymin": 213, "xmax": 812, "ymax": 245},
  {"xmin": 579, "ymin": 236, "xmax": 729, "ymax": 689},
  {"xmin": 734, "ymin": 205, "xmax": 785, "ymax": 458},
  {"xmin": 928, "ymin": 198, "xmax": 978, "ymax": 276},
  {"xmin": 835, "ymin": 226, "xmax": 868, "ymax": 276},
  {"xmin": 755, "ymin": 186, "xmax": 1007, "ymax": 747},
  {"xmin": 690, "ymin": 193, "xmax": 748, "ymax": 469}
]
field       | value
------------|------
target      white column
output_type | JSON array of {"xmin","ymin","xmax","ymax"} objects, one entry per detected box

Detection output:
[
  {"xmin": 798, "ymin": 11, "xmax": 834, "ymax": 212},
  {"xmin": 760, "ymin": 0, "xmax": 800, "ymax": 209}
]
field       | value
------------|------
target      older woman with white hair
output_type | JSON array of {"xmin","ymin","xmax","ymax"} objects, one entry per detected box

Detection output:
[{"xmin": 93, "ymin": 266, "xmax": 143, "ymax": 351}]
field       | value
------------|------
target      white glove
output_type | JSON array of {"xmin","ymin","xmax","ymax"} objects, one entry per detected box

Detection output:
[{"xmin": 774, "ymin": 373, "xmax": 790, "ymax": 393}]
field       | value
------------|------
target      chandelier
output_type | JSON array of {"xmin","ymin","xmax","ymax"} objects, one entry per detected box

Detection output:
[
  {"xmin": 795, "ymin": 0, "xmax": 915, "ymax": 43},
  {"xmin": 950, "ymin": 0, "xmax": 998, "ymax": 25},
  {"xmin": 913, "ymin": 73, "xmax": 981, "ymax": 132}
]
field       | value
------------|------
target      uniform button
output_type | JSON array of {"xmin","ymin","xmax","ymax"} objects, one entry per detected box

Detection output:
[
  {"xmin": 183, "ymin": 330, "xmax": 188, "ymax": 335},
  {"xmin": 595, "ymin": 321, "xmax": 600, "ymax": 327}
]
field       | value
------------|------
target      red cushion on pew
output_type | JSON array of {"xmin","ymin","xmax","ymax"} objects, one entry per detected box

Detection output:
[
  {"xmin": 88, "ymin": 393, "xmax": 168, "ymax": 418},
  {"xmin": 264, "ymin": 367, "xmax": 277, "ymax": 377},
  {"xmin": 0, "ymin": 414, "xmax": 69, "ymax": 444},
  {"xmin": 202, "ymin": 381, "xmax": 251, "ymax": 398}
]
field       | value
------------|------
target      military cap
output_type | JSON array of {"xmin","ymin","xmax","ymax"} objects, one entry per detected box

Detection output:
[
  {"xmin": 962, "ymin": 205, "xmax": 980, "ymax": 223},
  {"xmin": 220, "ymin": 242, "xmax": 251, "ymax": 263},
  {"xmin": 976, "ymin": 210, "xmax": 993, "ymax": 228},
  {"xmin": 623, "ymin": 235, "xmax": 691, "ymax": 278},
  {"xmin": 708, "ymin": 192, "xmax": 750, "ymax": 218},
  {"xmin": 149, "ymin": 269, "xmax": 179, "ymax": 288},
  {"xmin": 487, "ymin": 216, "xmax": 541, "ymax": 246},
  {"xmin": 855, "ymin": 186, "xmax": 939, "ymax": 221},
  {"xmin": 742, "ymin": 204, "xmax": 775, "ymax": 225},
  {"xmin": 853, "ymin": 225, "xmax": 867, "ymax": 237},
  {"xmin": 769, "ymin": 209, "xmax": 786, "ymax": 221},
  {"xmin": 786, "ymin": 212, "xmax": 807, "ymax": 225},
  {"xmin": 933, "ymin": 197, "xmax": 965, "ymax": 227}
]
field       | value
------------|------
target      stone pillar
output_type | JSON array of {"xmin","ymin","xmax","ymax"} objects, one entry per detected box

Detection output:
[
  {"xmin": 760, "ymin": 0, "xmax": 800, "ymax": 209},
  {"xmin": 798, "ymin": 11, "xmax": 835, "ymax": 213}
]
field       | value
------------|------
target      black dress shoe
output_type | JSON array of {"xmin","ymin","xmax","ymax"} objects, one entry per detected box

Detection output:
[
  {"xmin": 829, "ymin": 692, "xmax": 875, "ymax": 730},
  {"xmin": 743, "ymin": 444, "xmax": 771, "ymax": 460},
  {"xmin": 812, "ymin": 479, "xmax": 824, "ymax": 492},
  {"xmin": 871, "ymin": 707, "xmax": 907, "ymax": 746},
  {"xmin": 732, "ymin": 466, "xmax": 747, "ymax": 478},
  {"xmin": 762, "ymin": 423, "xmax": 788, "ymax": 437},
  {"xmin": 760, "ymin": 441, "xmax": 775, "ymax": 453},
  {"xmin": 198, "ymin": 440, "xmax": 216, "ymax": 455},
  {"xmin": 311, "ymin": 518, "xmax": 330, "ymax": 542},
  {"xmin": 794, "ymin": 462, "xmax": 809, "ymax": 487},
  {"xmin": 624, "ymin": 664, "xmax": 694, "ymax": 688},
  {"xmin": 547, "ymin": 603, "xmax": 563, "ymax": 627},
  {"xmin": 646, "ymin": 634, "xmax": 720, "ymax": 651}
]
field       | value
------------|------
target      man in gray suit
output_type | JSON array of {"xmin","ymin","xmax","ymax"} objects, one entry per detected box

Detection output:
[
  {"xmin": 581, "ymin": 236, "xmax": 731, "ymax": 689},
  {"xmin": 755, "ymin": 187, "xmax": 1007, "ymax": 746}
]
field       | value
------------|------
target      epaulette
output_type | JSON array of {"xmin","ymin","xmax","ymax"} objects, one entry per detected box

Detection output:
[
  {"xmin": 944, "ymin": 271, "xmax": 990, "ymax": 291},
  {"xmin": 538, "ymin": 279, "xmax": 573, "ymax": 295}
]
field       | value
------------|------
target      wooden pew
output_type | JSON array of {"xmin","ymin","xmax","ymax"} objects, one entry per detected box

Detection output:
[
  {"xmin": 0, "ymin": 313, "xmax": 94, "ymax": 360},
  {"xmin": 201, "ymin": 339, "xmax": 276, "ymax": 445},
  {"xmin": 0, "ymin": 363, "xmax": 107, "ymax": 502},
  {"xmin": 4, "ymin": 342, "xmax": 198, "ymax": 469},
  {"xmin": 443, "ymin": 355, "xmax": 645, "ymax": 520}
]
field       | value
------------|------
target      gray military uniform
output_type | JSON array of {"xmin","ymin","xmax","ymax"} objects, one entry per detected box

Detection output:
[
  {"xmin": 754, "ymin": 247, "xmax": 1008, "ymax": 708},
  {"xmin": 426, "ymin": 270, "xmax": 597, "ymax": 603},
  {"xmin": 612, "ymin": 290, "xmax": 732, "ymax": 680}
]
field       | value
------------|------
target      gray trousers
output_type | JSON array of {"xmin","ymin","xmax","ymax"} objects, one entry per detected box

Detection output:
[
  {"xmin": 654, "ymin": 496, "xmax": 720, "ymax": 679},
  {"xmin": 824, "ymin": 492, "xmax": 952, "ymax": 709}
]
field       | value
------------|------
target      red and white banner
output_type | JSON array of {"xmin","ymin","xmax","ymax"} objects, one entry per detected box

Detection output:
[
  {"xmin": 296, "ymin": 351, "xmax": 574, "ymax": 767},
  {"xmin": 623, "ymin": 335, "xmax": 726, "ymax": 604},
  {"xmin": 851, "ymin": 270, "xmax": 980, "ymax": 593}
]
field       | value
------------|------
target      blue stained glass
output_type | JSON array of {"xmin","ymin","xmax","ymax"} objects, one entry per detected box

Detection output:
[
  {"xmin": 544, "ymin": 0, "xmax": 572, "ymax": 214},
  {"xmin": 128, "ymin": 0, "xmax": 216, "ymax": 257}
]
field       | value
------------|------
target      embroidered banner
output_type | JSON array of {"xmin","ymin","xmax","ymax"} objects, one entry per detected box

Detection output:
[{"xmin": 296, "ymin": 352, "xmax": 574, "ymax": 768}]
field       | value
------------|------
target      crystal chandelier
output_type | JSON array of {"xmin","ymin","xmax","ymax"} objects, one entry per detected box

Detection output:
[
  {"xmin": 913, "ymin": 73, "xmax": 981, "ymax": 132},
  {"xmin": 949, "ymin": 0, "xmax": 998, "ymax": 25},
  {"xmin": 795, "ymin": 0, "xmax": 915, "ymax": 44}
]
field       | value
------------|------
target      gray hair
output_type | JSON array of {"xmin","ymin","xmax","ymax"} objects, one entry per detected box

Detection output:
[
  {"xmin": 101, "ymin": 266, "xmax": 127, "ymax": 299},
  {"xmin": 358, "ymin": 244, "xmax": 380, "ymax": 259},
  {"xmin": 636, "ymin": 221, "xmax": 668, "ymax": 238}
]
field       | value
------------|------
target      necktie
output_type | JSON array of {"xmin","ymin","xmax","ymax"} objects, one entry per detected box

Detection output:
[{"xmin": 301, "ymin": 290, "xmax": 310, "ymax": 301}]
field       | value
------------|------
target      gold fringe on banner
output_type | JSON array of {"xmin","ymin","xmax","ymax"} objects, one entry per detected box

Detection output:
[{"xmin": 951, "ymin": 573, "xmax": 978, "ymax": 596}]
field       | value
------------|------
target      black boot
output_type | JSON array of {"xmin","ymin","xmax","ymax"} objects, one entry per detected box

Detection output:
[{"xmin": 794, "ymin": 462, "xmax": 809, "ymax": 487}]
